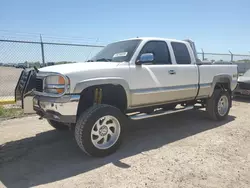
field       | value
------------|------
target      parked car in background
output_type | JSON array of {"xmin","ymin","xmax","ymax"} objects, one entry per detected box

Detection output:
[
  {"xmin": 233, "ymin": 69, "xmax": 250, "ymax": 97},
  {"xmin": 4, "ymin": 63, "xmax": 15, "ymax": 67},
  {"xmin": 15, "ymin": 63, "xmax": 27, "ymax": 69},
  {"xmin": 47, "ymin": 62, "xmax": 55, "ymax": 66}
]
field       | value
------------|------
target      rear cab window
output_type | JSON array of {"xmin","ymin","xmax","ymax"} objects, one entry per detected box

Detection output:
[{"xmin": 171, "ymin": 42, "xmax": 191, "ymax": 64}]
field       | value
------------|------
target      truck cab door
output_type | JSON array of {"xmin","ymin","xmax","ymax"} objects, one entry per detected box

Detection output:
[
  {"xmin": 168, "ymin": 41, "xmax": 199, "ymax": 100},
  {"xmin": 129, "ymin": 40, "xmax": 198, "ymax": 108}
]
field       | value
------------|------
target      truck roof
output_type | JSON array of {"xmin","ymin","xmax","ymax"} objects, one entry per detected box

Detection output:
[
  {"xmin": 121, "ymin": 37, "xmax": 190, "ymax": 44},
  {"xmin": 113, "ymin": 37, "xmax": 198, "ymax": 62}
]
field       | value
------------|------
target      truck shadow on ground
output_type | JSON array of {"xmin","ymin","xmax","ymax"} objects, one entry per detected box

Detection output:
[{"xmin": 0, "ymin": 110, "xmax": 235, "ymax": 188}]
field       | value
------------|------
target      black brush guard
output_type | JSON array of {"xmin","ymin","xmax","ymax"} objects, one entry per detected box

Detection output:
[{"xmin": 15, "ymin": 68, "xmax": 37, "ymax": 108}]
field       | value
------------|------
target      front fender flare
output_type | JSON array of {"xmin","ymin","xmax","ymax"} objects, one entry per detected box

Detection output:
[{"xmin": 73, "ymin": 77, "xmax": 131, "ymax": 107}]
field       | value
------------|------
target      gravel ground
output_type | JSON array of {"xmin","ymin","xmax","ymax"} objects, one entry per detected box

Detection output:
[
  {"xmin": 0, "ymin": 99, "xmax": 250, "ymax": 188},
  {"xmin": 0, "ymin": 67, "xmax": 22, "ymax": 97}
]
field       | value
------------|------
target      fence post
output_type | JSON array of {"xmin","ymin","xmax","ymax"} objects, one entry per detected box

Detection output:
[
  {"xmin": 229, "ymin": 50, "xmax": 233, "ymax": 62},
  {"xmin": 40, "ymin": 34, "xmax": 45, "ymax": 67},
  {"xmin": 201, "ymin": 48, "xmax": 205, "ymax": 61}
]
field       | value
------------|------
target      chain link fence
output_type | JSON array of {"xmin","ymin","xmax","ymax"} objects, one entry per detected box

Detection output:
[
  {"xmin": 197, "ymin": 52, "xmax": 250, "ymax": 63},
  {"xmin": 197, "ymin": 52, "xmax": 250, "ymax": 73},
  {"xmin": 0, "ymin": 39, "xmax": 104, "ymax": 102},
  {"xmin": 1, "ymin": 39, "xmax": 250, "ymax": 103}
]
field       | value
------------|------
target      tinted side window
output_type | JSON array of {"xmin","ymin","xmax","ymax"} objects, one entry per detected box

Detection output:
[
  {"xmin": 171, "ymin": 42, "xmax": 191, "ymax": 64},
  {"xmin": 139, "ymin": 41, "xmax": 171, "ymax": 64}
]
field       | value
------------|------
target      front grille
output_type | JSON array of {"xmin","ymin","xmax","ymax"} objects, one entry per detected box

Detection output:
[
  {"xmin": 238, "ymin": 82, "xmax": 250, "ymax": 90},
  {"xmin": 36, "ymin": 78, "xmax": 43, "ymax": 92}
]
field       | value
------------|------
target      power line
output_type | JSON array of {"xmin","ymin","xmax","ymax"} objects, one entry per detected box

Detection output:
[
  {"xmin": 0, "ymin": 34, "xmax": 106, "ymax": 45},
  {"xmin": 0, "ymin": 29, "xmax": 101, "ymax": 41}
]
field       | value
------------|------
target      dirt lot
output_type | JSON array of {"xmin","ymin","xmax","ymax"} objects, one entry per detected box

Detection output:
[
  {"xmin": 0, "ymin": 99, "xmax": 250, "ymax": 188},
  {"xmin": 0, "ymin": 67, "xmax": 22, "ymax": 97}
]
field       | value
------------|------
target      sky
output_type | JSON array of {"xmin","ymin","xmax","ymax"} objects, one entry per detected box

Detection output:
[{"xmin": 0, "ymin": 0, "xmax": 250, "ymax": 63}]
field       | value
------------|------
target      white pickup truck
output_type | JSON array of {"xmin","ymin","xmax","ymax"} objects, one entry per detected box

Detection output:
[{"xmin": 15, "ymin": 37, "xmax": 238, "ymax": 157}]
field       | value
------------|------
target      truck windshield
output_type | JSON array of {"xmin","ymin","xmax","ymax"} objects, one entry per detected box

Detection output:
[{"xmin": 89, "ymin": 39, "xmax": 142, "ymax": 62}]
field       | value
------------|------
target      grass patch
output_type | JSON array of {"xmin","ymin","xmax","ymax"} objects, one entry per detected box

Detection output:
[{"xmin": 0, "ymin": 105, "xmax": 24, "ymax": 118}]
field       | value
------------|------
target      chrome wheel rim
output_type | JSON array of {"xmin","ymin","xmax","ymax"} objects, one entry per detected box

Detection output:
[
  {"xmin": 91, "ymin": 115, "xmax": 121, "ymax": 149},
  {"xmin": 217, "ymin": 95, "xmax": 229, "ymax": 116}
]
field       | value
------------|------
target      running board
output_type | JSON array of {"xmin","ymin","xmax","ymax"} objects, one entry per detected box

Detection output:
[{"xmin": 129, "ymin": 106, "xmax": 194, "ymax": 120}]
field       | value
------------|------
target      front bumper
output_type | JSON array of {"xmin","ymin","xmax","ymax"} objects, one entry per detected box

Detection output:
[{"xmin": 33, "ymin": 94, "xmax": 80, "ymax": 123}]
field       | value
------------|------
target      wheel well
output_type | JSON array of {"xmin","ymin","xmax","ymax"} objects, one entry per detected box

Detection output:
[
  {"xmin": 76, "ymin": 84, "xmax": 127, "ymax": 118},
  {"xmin": 214, "ymin": 82, "xmax": 232, "ymax": 102},
  {"xmin": 215, "ymin": 82, "xmax": 231, "ymax": 91}
]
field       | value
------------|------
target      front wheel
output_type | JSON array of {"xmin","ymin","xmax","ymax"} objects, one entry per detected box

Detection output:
[
  {"xmin": 206, "ymin": 89, "xmax": 231, "ymax": 120},
  {"xmin": 75, "ymin": 104, "xmax": 127, "ymax": 157}
]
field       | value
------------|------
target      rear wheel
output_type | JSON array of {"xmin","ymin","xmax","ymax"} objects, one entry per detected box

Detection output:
[
  {"xmin": 75, "ymin": 104, "xmax": 126, "ymax": 157},
  {"xmin": 47, "ymin": 119, "xmax": 69, "ymax": 130},
  {"xmin": 206, "ymin": 89, "xmax": 231, "ymax": 120}
]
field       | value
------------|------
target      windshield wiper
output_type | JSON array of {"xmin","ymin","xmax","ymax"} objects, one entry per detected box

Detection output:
[
  {"xmin": 96, "ymin": 58, "xmax": 112, "ymax": 62},
  {"xmin": 86, "ymin": 58, "xmax": 112, "ymax": 62}
]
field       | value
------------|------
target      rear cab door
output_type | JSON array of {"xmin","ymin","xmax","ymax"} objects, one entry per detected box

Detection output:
[{"xmin": 167, "ymin": 41, "xmax": 199, "ymax": 101}]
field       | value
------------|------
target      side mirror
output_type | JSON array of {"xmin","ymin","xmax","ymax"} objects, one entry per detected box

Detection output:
[{"xmin": 136, "ymin": 53, "xmax": 154, "ymax": 65}]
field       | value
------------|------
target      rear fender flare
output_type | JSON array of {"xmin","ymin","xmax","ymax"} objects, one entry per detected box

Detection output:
[{"xmin": 209, "ymin": 74, "xmax": 232, "ymax": 97}]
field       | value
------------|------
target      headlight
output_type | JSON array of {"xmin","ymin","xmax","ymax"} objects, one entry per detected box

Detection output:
[{"xmin": 44, "ymin": 74, "xmax": 70, "ymax": 94}]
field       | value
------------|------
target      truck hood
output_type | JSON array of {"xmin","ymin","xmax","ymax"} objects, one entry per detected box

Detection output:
[{"xmin": 38, "ymin": 62, "xmax": 121, "ymax": 75}]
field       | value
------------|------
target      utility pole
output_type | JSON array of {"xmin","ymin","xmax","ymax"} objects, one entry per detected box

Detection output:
[
  {"xmin": 229, "ymin": 50, "xmax": 233, "ymax": 62},
  {"xmin": 40, "ymin": 34, "xmax": 45, "ymax": 67},
  {"xmin": 201, "ymin": 48, "xmax": 205, "ymax": 61}
]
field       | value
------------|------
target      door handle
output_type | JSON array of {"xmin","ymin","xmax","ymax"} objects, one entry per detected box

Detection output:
[{"xmin": 168, "ymin": 70, "xmax": 176, "ymax": 75}]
